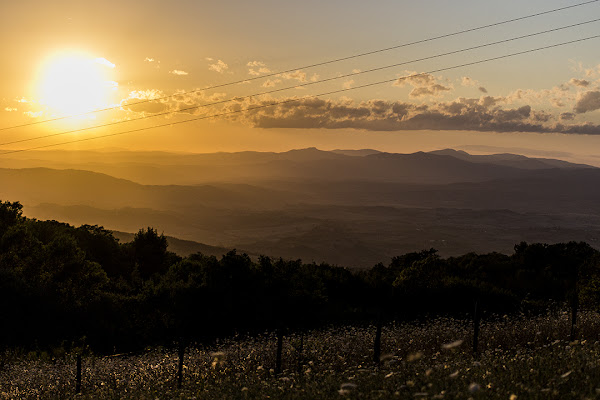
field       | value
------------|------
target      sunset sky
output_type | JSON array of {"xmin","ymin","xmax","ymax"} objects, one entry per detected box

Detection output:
[{"xmin": 2, "ymin": 0, "xmax": 600, "ymax": 164}]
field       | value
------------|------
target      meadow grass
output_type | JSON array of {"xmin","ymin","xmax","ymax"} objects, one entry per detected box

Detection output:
[{"xmin": 2, "ymin": 311, "xmax": 600, "ymax": 399}]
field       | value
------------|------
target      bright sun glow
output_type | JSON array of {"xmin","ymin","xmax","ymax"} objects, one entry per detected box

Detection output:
[{"xmin": 36, "ymin": 51, "xmax": 117, "ymax": 117}]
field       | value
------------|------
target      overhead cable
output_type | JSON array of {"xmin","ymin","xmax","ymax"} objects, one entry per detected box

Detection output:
[{"xmin": 1, "ymin": 0, "xmax": 598, "ymax": 131}]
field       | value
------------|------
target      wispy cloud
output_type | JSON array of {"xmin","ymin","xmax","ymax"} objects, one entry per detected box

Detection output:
[
  {"xmin": 169, "ymin": 69, "xmax": 189, "ymax": 76},
  {"xmin": 278, "ymin": 70, "xmax": 307, "ymax": 82},
  {"xmin": 394, "ymin": 72, "xmax": 452, "ymax": 97},
  {"xmin": 461, "ymin": 76, "xmax": 487, "ymax": 93},
  {"xmin": 209, "ymin": 60, "xmax": 229, "ymax": 73},
  {"xmin": 343, "ymin": 80, "xmax": 354, "ymax": 89},
  {"xmin": 247, "ymin": 61, "xmax": 272, "ymax": 76},
  {"xmin": 262, "ymin": 79, "xmax": 281, "ymax": 88}
]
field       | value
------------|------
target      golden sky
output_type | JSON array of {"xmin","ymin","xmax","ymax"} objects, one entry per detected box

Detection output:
[{"xmin": 2, "ymin": 0, "xmax": 600, "ymax": 164}]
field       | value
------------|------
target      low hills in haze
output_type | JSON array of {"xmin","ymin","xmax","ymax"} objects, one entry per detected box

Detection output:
[{"xmin": 1, "ymin": 148, "xmax": 599, "ymax": 267}]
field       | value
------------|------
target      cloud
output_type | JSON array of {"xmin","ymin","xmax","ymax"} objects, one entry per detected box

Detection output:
[
  {"xmin": 209, "ymin": 60, "xmax": 229, "ymax": 73},
  {"xmin": 144, "ymin": 57, "xmax": 155, "ymax": 62},
  {"xmin": 504, "ymin": 85, "xmax": 578, "ymax": 109},
  {"xmin": 4, "ymin": 107, "xmax": 17, "ymax": 112},
  {"xmin": 262, "ymin": 79, "xmax": 281, "ymax": 88},
  {"xmin": 169, "ymin": 69, "xmax": 189, "ymax": 76},
  {"xmin": 570, "ymin": 78, "xmax": 590, "ymax": 88},
  {"xmin": 24, "ymin": 111, "xmax": 43, "ymax": 118},
  {"xmin": 394, "ymin": 72, "xmax": 452, "ymax": 97},
  {"xmin": 94, "ymin": 58, "xmax": 115, "ymax": 68},
  {"xmin": 220, "ymin": 95, "xmax": 600, "ymax": 135},
  {"xmin": 121, "ymin": 90, "xmax": 170, "ymax": 114},
  {"xmin": 278, "ymin": 70, "xmax": 307, "ymax": 82},
  {"xmin": 409, "ymin": 84, "xmax": 451, "ymax": 98},
  {"xmin": 247, "ymin": 61, "xmax": 266, "ymax": 67},
  {"xmin": 560, "ymin": 112, "xmax": 576, "ymax": 121},
  {"xmin": 461, "ymin": 77, "xmax": 487, "ymax": 93},
  {"xmin": 343, "ymin": 80, "xmax": 354, "ymax": 89},
  {"xmin": 461, "ymin": 77, "xmax": 478, "ymax": 87},
  {"xmin": 574, "ymin": 91, "xmax": 600, "ymax": 113},
  {"xmin": 249, "ymin": 67, "xmax": 272, "ymax": 76},
  {"xmin": 247, "ymin": 60, "xmax": 272, "ymax": 75}
]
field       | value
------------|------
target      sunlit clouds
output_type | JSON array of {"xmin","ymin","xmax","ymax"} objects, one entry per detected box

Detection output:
[{"xmin": 208, "ymin": 59, "xmax": 229, "ymax": 73}]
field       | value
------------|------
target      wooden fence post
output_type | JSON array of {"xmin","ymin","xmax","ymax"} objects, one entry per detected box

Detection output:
[
  {"xmin": 275, "ymin": 329, "xmax": 283, "ymax": 375},
  {"xmin": 75, "ymin": 354, "xmax": 82, "ymax": 394},
  {"xmin": 177, "ymin": 339, "xmax": 185, "ymax": 389},
  {"xmin": 296, "ymin": 333, "xmax": 304, "ymax": 375},
  {"xmin": 570, "ymin": 289, "xmax": 578, "ymax": 341},
  {"xmin": 570, "ymin": 263, "xmax": 580, "ymax": 341},
  {"xmin": 373, "ymin": 313, "xmax": 382, "ymax": 366},
  {"xmin": 473, "ymin": 300, "xmax": 481, "ymax": 357}
]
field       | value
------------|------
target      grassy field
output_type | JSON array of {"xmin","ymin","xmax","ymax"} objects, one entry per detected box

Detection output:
[{"xmin": 2, "ymin": 311, "xmax": 600, "ymax": 399}]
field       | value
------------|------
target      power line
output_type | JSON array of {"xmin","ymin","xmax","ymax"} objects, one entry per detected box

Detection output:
[
  {"xmin": 2, "ymin": 33, "xmax": 599, "ymax": 156},
  {"xmin": 2, "ymin": 17, "xmax": 599, "ymax": 147},
  {"xmin": 1, "ymin": 0, "xmax": 598, "ymax": 132}
]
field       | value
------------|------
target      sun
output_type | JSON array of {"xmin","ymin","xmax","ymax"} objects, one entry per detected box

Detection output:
[{"xmin": 35, "ymin": 51, "xmax": 117, "ymax": 117}]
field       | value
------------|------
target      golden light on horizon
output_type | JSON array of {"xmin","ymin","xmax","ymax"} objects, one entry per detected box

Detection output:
[{"xmin": 35, "ymin": 51, "xmax": 118, "ymax": 119}]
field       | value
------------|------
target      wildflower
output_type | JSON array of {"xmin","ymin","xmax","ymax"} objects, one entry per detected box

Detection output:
[
  {"xmin": 210, "ymin": 352, "xmax": 226, "ymax": 369},
  {"xmin": 469, "ymin": 383, "xmax": 481, "ymax": 393},
  {"xmin": 339, "ymin": 382, "xmax": 357, "ymax": 396},
  {"xmin": 509, "ymin": 395, "xmax": 517, "ymax": 400},
  {"xmin": 441, "ymin": 340, "xmax": 463, "ymax": 350}
]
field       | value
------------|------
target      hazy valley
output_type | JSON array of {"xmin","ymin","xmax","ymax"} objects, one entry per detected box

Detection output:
[{"xmin": 2, "ymin": 147, "xmax": 599, "ymax": 267}]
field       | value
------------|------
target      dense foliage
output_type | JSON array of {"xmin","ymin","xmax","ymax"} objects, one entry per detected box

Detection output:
[{"xmin": 1, "ymin": 200, "xmax": 599, "ymax": 353}]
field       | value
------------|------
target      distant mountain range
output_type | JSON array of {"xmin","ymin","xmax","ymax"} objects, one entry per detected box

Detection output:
[{"xmin": 1, "ymin": 148, "xmax": 599, "ymax": 267}]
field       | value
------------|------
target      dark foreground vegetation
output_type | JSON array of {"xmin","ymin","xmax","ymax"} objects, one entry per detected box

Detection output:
[
  {"xmin": 3, "ymin": 314, "xmax": 600, "ymax": 399},
  {"xmin": 1, "ymin": 200, "xmax": 599, "ymax": 354}
]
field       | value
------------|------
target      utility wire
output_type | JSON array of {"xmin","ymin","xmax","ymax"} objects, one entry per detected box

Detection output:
[
  {"xmin": 2, "ymin": 33, "xmax": 599, "ymax": 156},
  {"xmin": 1, "ymin": 0, "xmax": 598, "ymax": 132},
  {"xmin": 2, "ymin": 18, "xmax": 599, "ymax": 147}
]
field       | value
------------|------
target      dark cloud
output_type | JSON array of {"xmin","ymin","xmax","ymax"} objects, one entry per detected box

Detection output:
[
  {"xmin": 410, "ymin": 84, "xmax": 451, "ymax": 98},
  {"xmin": 574, "ymin": 91, "xmax": 600, "ymax": 113},
  {"xmin": 570, "ymin": 78, "xmax": 591, "ymax": 88},
  {"xmin": 478, "ymin": 87, "xmax": 488, "ymax": 93},
  {"xmin": 560, "ymin": 112, "xmax": 576, "ymax": 121},
  {"xmin": 121, "ymin": 98, "xmax": 169, "ymax": 114},
  {"xmin": 229, "ymin": 96, "xmax": 600, "ymax": 135}
]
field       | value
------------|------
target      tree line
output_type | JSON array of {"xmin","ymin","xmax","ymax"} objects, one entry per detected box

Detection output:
[{"xmin": 1, "ymin": 200, "xmax": 599, "ymax": 353}]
